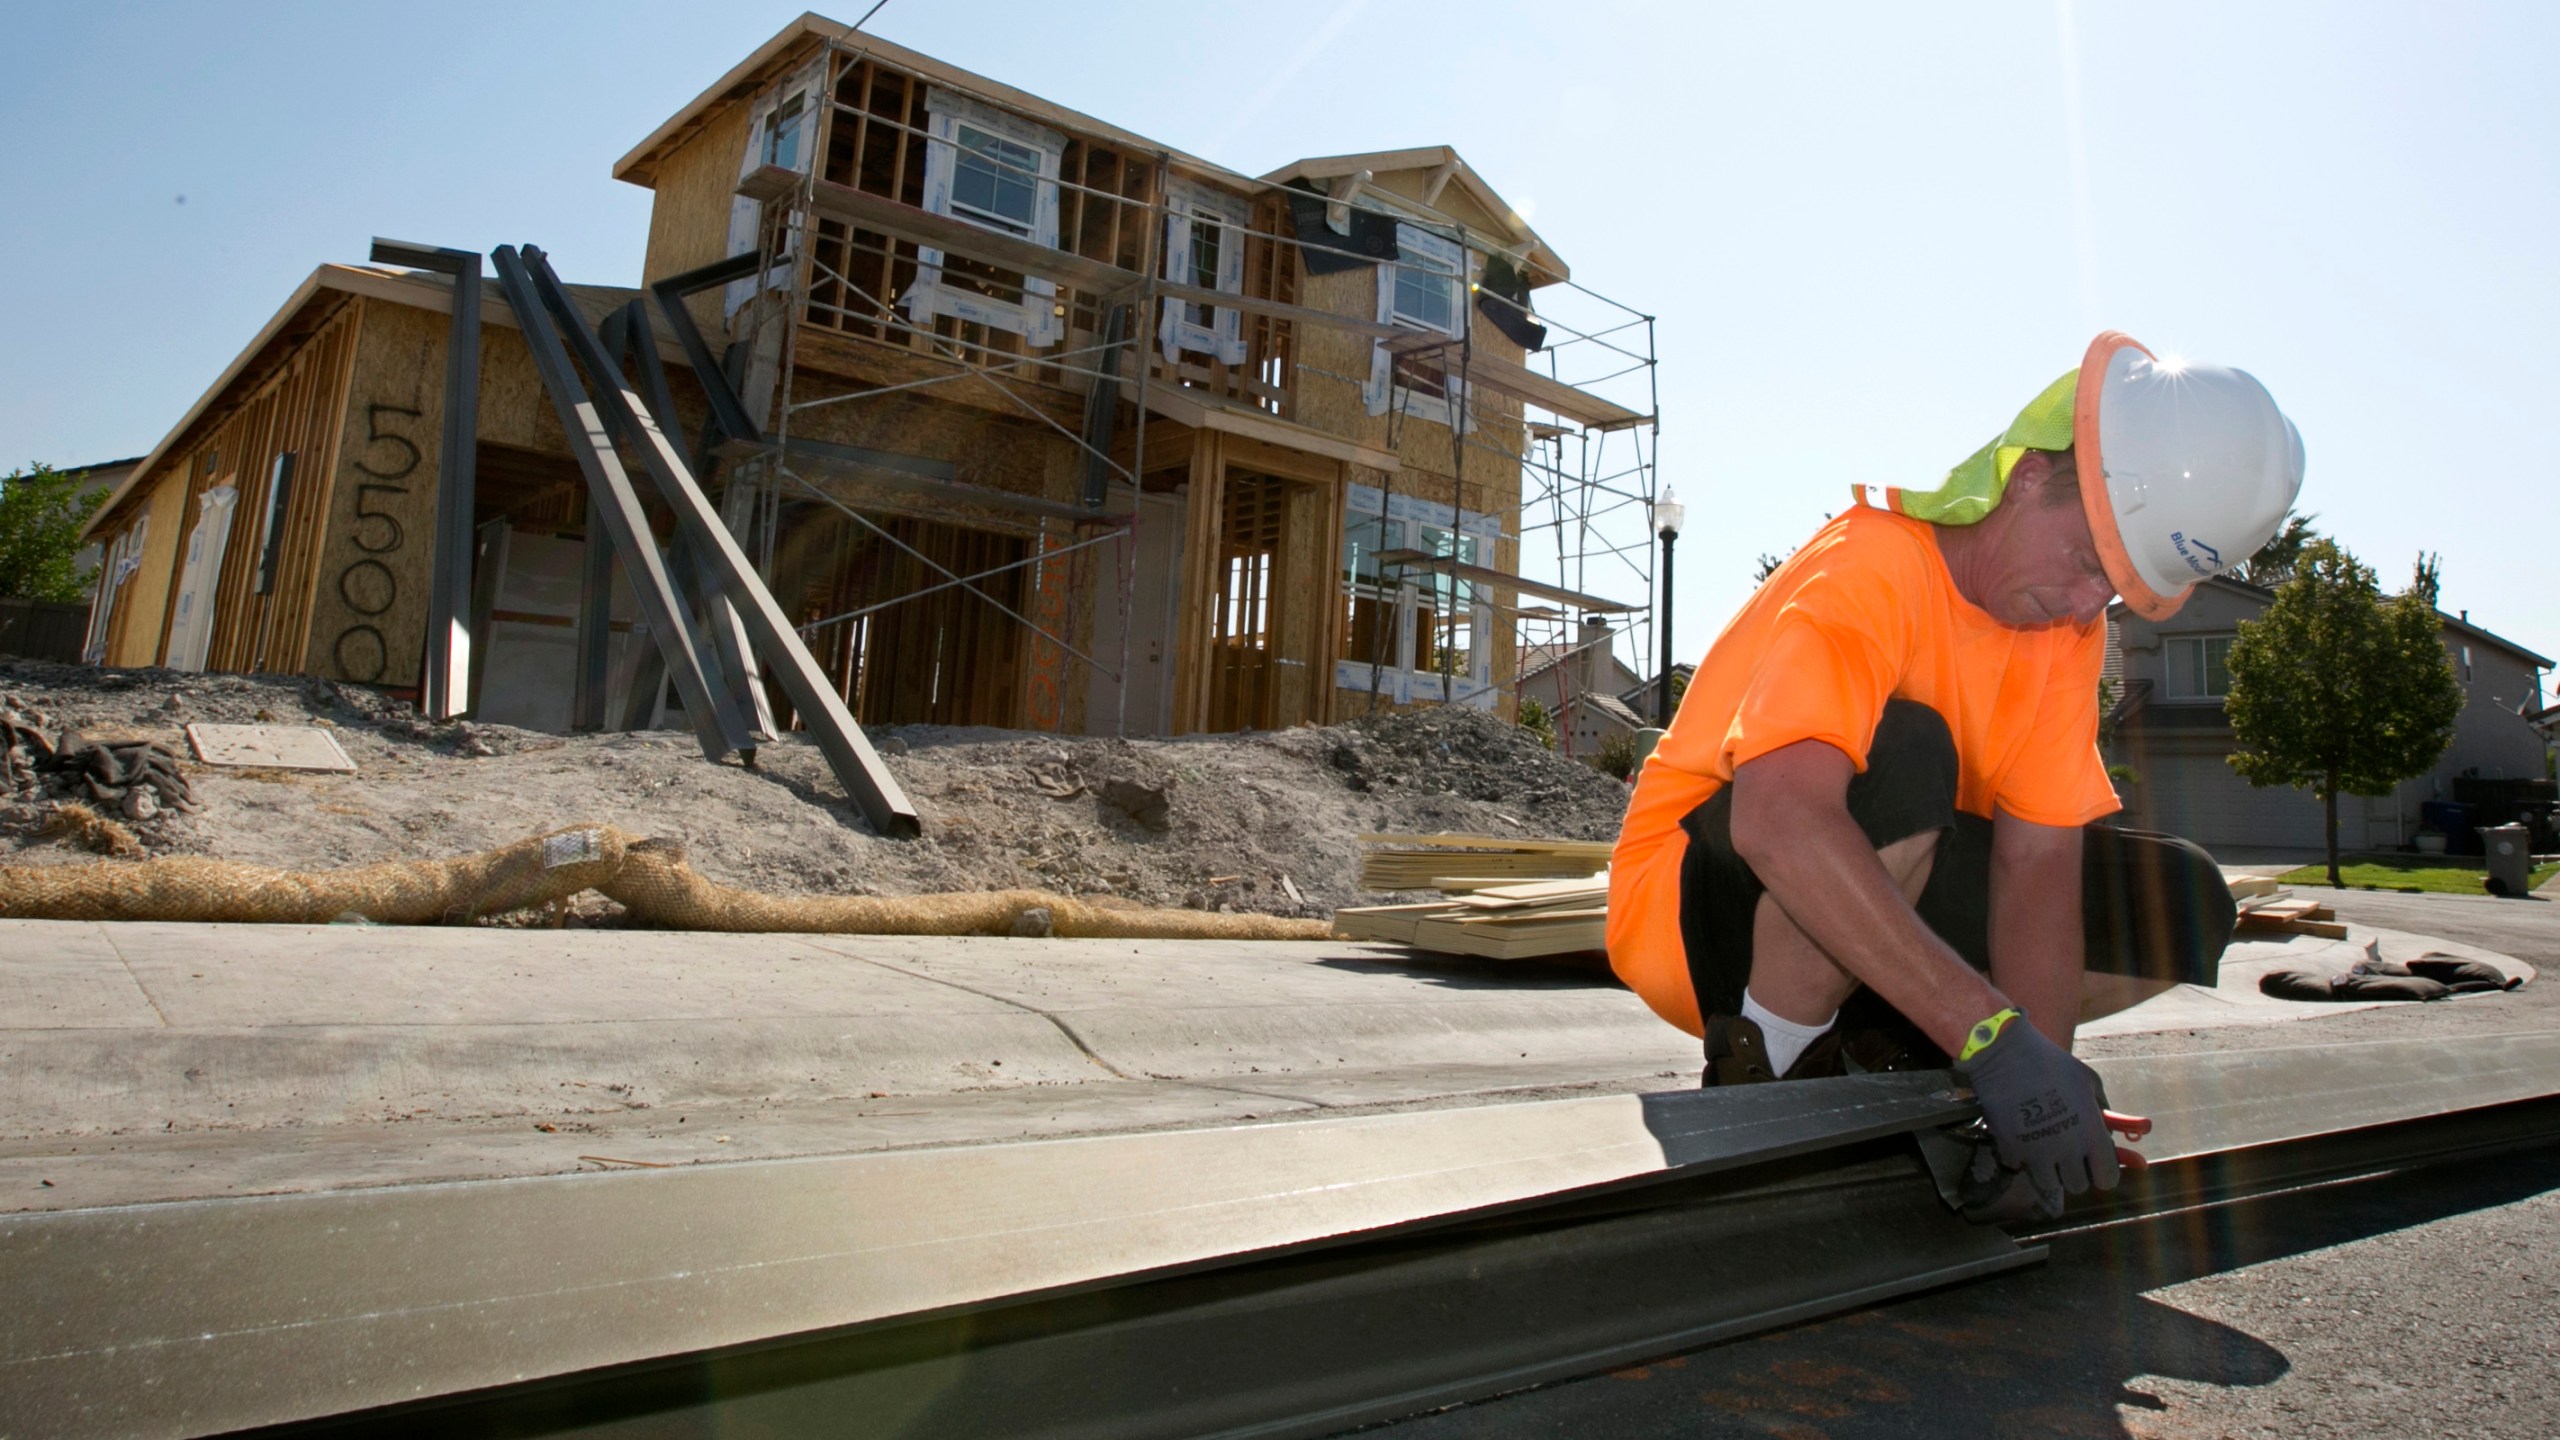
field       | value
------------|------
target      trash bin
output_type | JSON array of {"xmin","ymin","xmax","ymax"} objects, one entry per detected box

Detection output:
[
  {"xmin": 2483, "ymin": 823, "xmax": 2534, "ymax": 897},
  {"xmin": 2421, "ymin": 800, "xmax": 2478, "ymax": 855}
]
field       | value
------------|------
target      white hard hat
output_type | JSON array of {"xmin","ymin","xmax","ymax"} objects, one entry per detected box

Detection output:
[{"xmin": 2075, "ymin": 332, "xmax": 2305, "ymax": 620}]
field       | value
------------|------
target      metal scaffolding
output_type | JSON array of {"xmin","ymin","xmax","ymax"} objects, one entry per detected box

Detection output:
[{"xmin": 706, "ymin": 34, "xmax": 1664, "ymax": 740}]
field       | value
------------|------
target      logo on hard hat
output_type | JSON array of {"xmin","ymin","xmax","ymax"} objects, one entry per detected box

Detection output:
[{"xmin": 2169, "ymin": 531, "xmax": 2221, "ymax": 577}]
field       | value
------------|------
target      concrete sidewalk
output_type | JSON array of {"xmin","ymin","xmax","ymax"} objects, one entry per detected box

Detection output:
[
  {"xmin": 0, "ymin": 921, "xmax": 1702, "ymax": 1212},
  {"xmin": 2, "ymin": 909, "xmax": 2540, "ymax": 1215}
]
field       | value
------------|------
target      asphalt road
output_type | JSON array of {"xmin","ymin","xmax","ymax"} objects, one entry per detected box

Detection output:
[{"xmin": 1355, "ymin": 888, "xmax": 2560, "ymax": 1439}]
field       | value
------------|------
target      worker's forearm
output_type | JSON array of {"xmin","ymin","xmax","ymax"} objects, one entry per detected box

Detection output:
[
  {"xmin": 1743, "ymin": 804, "xmax": 2005, "ymax": 1057},
  {"xmin": 1988, "ymin": 821, "xmax": 2085, "ymax": 1049}
]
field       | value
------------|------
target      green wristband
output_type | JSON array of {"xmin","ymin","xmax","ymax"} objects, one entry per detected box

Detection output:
[{"xmin": 1958, "ymin": 1007, "xmax": 2023, "ymax": 1064}]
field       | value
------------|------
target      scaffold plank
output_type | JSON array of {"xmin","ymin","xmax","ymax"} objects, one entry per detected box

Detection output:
[
  {"xmin": 1383, "ymin": 331, "xmax": 1650, "ymax": 432},
  {"xmin": 1375, "ymin": 548, "xmax": 1638, "ymax": 613},
  {"xmin": 1144, "ymin": 384, "xmax": 1402, "ymax": 473}
]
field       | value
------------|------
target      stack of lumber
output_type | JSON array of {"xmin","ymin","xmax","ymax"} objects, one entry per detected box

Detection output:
[
  {"xmin": 1334, "ymin": 861, "xmax": 2326, "ymax": 962},
  {"xmin": 2232, "ymin": 887, "xmax": 2348, "ymax": 940},
  {"xmin": 1357, "ymin": 832, "xmax": 1614, "ymax": 893},
  {"xmin": 1336, "ymin": 876, "xmax": 1609, "ymax": 960}
]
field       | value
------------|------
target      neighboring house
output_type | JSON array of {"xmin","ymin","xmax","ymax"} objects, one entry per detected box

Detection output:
[
  {"xmin": 1515, "ymin": 618, "xmax": 1645, "ymax": 756},
  {"xmin": 1618, "ymin": 662, "xmax": 1695, "ymax": 728},
  {"xmin": 79, "ymin": 16, "xmax": 1653, "ymax": 738},
  {"xmin": 49, "ymin": 457, "xmax": 142, "ymax": 601},
  {"xmin": 2107, "ymin": 576, "xmax": 2554, "ymax": 852}
]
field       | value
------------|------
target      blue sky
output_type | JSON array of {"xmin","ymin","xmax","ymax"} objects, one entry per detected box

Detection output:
[{"xmin": 2, "ymin": 2, "xmax": 2552, "ymax": 691}]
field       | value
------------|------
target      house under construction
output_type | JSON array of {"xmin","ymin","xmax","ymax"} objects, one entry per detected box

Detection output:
[{"xmin": 78, "ymin": 14, "xmax": 1662, "ymax": 742}]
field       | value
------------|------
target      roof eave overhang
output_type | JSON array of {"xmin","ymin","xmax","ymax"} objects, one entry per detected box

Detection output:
[
  {"xmin": 1259, "ymin": 147, "xmax": 1569, "ymax": 285},
  {"xmin": 82, "ymin": 266, "xmax": 683, "ymax": 543}
]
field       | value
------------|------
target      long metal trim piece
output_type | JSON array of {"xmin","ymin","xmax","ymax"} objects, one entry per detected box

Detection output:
[
  {"xmin": 0, "ymin": 1076, "xmax": 1971, "ymax": 1440},
  {"xmin": 13, "ymin": 1033, "xmax": 2560, "ymax": 1439},
  {"xmin": 615, "ymin": 299, "xmax": 776, "ymax": 746},
  {"xmin": 488, "ymin": 245, "xmax": 732, "ymax": 762},
  {"xmin": 518, "ymin": 246, "xmax": 919, "ymax": 836},
  {"xmin": 648, "ymin": 252, "xmax": 765, "ymax": 446},
  {"xmin": 368, "ymin": 238, "xmax": 481, "ymax": 720},
  {"xmin": 274, "ymin": 1150, "xmax": 2038, "ymax": 1440}
]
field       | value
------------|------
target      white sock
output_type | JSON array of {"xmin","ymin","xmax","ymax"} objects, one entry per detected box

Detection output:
[{"xmin": 1742, "ymin": 989, "xmax": 1838, "ymax": 1075}]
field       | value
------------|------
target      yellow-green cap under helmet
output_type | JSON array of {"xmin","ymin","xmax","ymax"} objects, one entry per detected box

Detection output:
[{"xmin": 1851, "ymin": 366, "xmax": 2079, "ymax": 525}]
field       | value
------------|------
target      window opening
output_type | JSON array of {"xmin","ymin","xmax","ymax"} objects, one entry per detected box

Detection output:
[
  {"xmin": 2167, "ymin": 634, "xmax": 2235, "ymax": 699},
  {"xmin": 1158, "ymin": 181, "xmax": 1249, "ymax": 365},
  {"xmin": 1365, "ymin": 222, "xmax": 1470, "ymax": 424},
  {"xmin": 763, "ymin": 92, "xmax": 807, "ymax": 172},
  {"xmin": 949, "ymin": 124, "xmax": 1040, "ymax": 236},
  {"xmin": 905, "ymin": 87, "xmax": 1066, "ymax": 345},
  {"xmin": 1336, "ymin": 483, "xmax": 1497, "ymax": 706},
  {"xmin": 1187, "ymin": 218, "xmax": 1223, "ymax": 325}
]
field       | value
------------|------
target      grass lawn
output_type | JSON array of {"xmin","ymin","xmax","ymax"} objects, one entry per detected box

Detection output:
[{"xmin": 2277, "ymin": 856, "xmax": 2560, "ymax": 895}]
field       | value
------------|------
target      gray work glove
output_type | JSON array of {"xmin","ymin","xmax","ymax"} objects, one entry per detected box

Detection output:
[{"xmin": 1951, "ymin": 1015, "xmax": 2120, "ymax": 1217}]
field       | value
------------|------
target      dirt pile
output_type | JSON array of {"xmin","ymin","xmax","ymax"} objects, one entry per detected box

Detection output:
[{"xmin": 0, "ymin": 659, "xmax": 1634, "ymax": 922}]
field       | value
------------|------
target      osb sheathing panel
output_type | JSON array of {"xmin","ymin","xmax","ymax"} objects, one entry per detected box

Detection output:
[
  {"xmin": 776, "ymin": 377, "xmax": 1071, "ymax": 514},
  {"xmin": 303, "ymin": 299, "xmax": 447, "ymax": 687},
  {"xmin": 642, "ymin": 101, "xmax": 754, "ymax": 333},
  {"xmin": 1285, "ymin": 264, "xmax": 1528, "ymax": 487}
]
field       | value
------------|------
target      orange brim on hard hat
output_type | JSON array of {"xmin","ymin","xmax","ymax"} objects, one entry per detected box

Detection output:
[{"xmin": 2073, "ymin": 331, "xmax": 2188, "ymax": 621}]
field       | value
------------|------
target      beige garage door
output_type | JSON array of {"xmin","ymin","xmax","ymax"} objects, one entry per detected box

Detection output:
[{"xmin": 2131, "ymin": 747, "xmax": 2328, "ymax": 852}]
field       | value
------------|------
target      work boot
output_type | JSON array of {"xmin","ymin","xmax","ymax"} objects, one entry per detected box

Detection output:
[{"xmin": 1702, "ymin": 1015, "xmax": 1844, "ymax": 1087}]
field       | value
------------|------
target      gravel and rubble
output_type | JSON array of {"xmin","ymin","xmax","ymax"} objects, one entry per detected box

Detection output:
[{"xmin": 0, "ymin": 659, "xmax": 1634, "ymax": 922}]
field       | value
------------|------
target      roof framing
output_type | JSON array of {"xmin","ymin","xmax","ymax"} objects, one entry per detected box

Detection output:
[
  {"xmin": 81, "ymin": 265, "xmax": 691, "ymax": 544},
  {"xmin": 615, "ymin": 15, "xmax": 1569, "ymax": 283}
]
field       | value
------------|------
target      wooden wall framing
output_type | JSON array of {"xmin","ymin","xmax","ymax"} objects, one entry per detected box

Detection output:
[{"xmin": 128, "ymin": 299, "xmax": 362, "ymax": 673}]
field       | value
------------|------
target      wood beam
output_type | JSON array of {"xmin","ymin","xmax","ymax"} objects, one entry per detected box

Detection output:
[{"xmin": 739, "ymin": 165, "xmax": 1146, "ymax": 296}]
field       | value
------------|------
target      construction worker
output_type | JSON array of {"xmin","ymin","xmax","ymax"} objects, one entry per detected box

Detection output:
[{"xmin": 1608, "ymin": 332, "xmax": 2304, "ymax": 1216}]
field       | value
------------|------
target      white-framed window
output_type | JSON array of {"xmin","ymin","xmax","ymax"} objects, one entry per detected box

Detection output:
[
  {"xmin": 724, "ymin": 57, "xmax": 828, "ymax": 316},
  {"xmin": 2164, "ymin": 633, "xmax": 2236, "ymax": 700},
  {"xmin": 1334, "ymin": 482, "xmax": 1502, "ymax": 706},
  {"xmin": 1364, "ymin": 222, "xmax": 1471, "ymax": 428},
  {"xmin": 1158, "ymin": 180, "xmax": 1249, "ymax": 365},
  {"xmin": 762, "ymin": 91, "xmax": 809, "ymax": 171},
  {"xmin": 903, "ymin": 87, "xmax": 1066, "ymax": 346}
]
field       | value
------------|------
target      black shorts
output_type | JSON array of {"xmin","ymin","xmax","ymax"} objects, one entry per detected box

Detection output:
[{"xmin": 1676, "ymin": 699, "xmax": 2235, "ymax": 1054}]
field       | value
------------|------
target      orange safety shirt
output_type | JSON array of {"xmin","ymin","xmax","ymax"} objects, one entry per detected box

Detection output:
[{"xmin": 1606, "ymin": 506, "xmax": 2119, "ymax": 1037}]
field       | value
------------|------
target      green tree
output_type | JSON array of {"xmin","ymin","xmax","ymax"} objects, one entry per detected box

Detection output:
[
  {"xmin": 2225, "ymin": 541, "xmax": 2463, "ymax": 886},
  {"xmin": 0, "ymin": 463, "xmax": 107, "ymax": 603},
  {"xmin": 2234, "ymin": 511, "xmax": 2320, "ymax": 587},
  {"xmin": 1514, "ymin": 694, "xmax": 1558, "ymax": 750}
]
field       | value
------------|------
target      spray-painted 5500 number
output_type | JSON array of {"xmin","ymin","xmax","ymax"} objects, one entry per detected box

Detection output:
[{"xmin": 332, "ymin": 402, "xmax": 421, "ymax": 682}]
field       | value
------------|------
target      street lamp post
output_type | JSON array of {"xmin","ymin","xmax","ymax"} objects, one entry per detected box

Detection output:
[{"xmin": 1650, "ymin": 487, "xmax": 1684, "ymax": 726}]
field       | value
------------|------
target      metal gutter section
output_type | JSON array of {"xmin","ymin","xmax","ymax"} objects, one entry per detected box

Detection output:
[
  {"xmin": 2093, "ymin": 1029, "xmax": 2560, "ymax": 1162},
  {"xmin": 277, "ymin": 1151, "xmax": 2032, "ymax": 1440},
  {"xmin": 0, "ymin": 1076, "xmax": 1970, "ymax": 1440},
  {"xmin": 12, "ymin": 1034, "xmax": 2560, "ymax": 1439}
]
